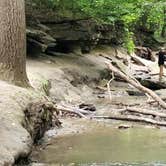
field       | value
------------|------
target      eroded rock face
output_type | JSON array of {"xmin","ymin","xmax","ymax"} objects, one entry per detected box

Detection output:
[
  {"xmin": 25, "ymin": 0, "xmax": 125, "ymax": 55},
  {"xmin": 26, "ymin": 28, "xmax": 56, "ymax": 55}
]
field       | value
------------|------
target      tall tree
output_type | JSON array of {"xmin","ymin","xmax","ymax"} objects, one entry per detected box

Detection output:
[{"xmin": 0, "ymin": 0, "xmax": 29, "ymax": 87}]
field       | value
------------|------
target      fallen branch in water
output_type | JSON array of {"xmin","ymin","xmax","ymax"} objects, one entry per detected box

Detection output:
[
  {"xmin": 106, "ymin": 62, "xmax": 166, "ymax": 109},
  {"xmin": 93, "ymin": 115, "xmax": 166, "ymax": 126}
]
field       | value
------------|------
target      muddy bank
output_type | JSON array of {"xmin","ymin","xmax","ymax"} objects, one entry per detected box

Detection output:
[{"xmin": 0, "ymin": 74, "xmax": 59, "ymax": 165}]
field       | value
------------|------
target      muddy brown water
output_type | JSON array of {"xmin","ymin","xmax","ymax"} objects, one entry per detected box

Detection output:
[{"xmin": 32, "ymin": 127, "xmax": 166, "ymax": 166}]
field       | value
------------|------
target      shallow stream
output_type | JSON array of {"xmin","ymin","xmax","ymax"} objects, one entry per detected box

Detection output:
[{"xmin": 32, "ymin": 126, "xmax": 166, "ymax": 166}]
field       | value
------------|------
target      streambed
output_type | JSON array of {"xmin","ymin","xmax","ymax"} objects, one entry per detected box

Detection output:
[{"xmin": 32, "ymin": 125, "xmax": 166, "ymax": 166}]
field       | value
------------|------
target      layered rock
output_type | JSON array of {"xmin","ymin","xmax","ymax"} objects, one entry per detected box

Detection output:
[{"xmin": 25, "ymin": 0, "xmax": 125, "ymax": 55}]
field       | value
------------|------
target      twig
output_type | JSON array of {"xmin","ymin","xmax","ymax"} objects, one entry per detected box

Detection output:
[
  {"xmin": 107, "ymin": 72, "xmax": 114, "ymax": 101},
  {"xmin": 106, "ymin": 62, "xmax": 166, "ymax": 109}
]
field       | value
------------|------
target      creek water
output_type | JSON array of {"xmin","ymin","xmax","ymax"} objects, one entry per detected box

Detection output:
[{"xmin": 33, "ymin": 126, "xmax": 166, "ymax": 166}]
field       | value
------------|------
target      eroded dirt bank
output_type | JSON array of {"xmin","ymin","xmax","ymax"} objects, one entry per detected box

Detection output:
[
  {"xmin": 0, "ymin": 82, "xmax": 44, "ymax": 165},
  {"xmin": 0, "ymin": 68, "xmax": 59, "ymax": 165}
]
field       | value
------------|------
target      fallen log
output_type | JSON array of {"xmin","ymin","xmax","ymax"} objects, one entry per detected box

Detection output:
[
  {"xmin": 106, "ymin": 62, "xmax": 166, "ymax": 109},
  {"xmin": 93, "ymin": 115, "xmax": 166, "ymax": 126},
  {"xmin": 123, "ymin": 107, "xmax": 166, "ymax": 118},
  {"xmin": 148, "ymin": 97, "xmax": 166, "ymax": 104},
  {"xmin": 131, "ymin": 54, "xmax": 146, "ymax": 66},
  {"xmin": 56, "ymin": 105, "xmax": 92, "ymax": 118},
  {"xmin": 57, "ymin": 105, "xmax": 87, "ymax": 118},
  {"xmin": 130, "ymin": 53, "xmax": 152, "ymax": 70}
]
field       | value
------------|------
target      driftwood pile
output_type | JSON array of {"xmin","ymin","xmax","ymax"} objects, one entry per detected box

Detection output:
[
  {"xmin": 50, "ymin": 48, "xmax": 166, "ymax": 128},
  {"xmin": 98, "ymin": 49, "xmax": 166, "ymax": 127}
]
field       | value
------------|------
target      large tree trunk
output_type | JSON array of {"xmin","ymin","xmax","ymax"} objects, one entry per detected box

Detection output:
[{"xmin": 0, "ymin": 0, "xmax": 29, "ymax": 87}]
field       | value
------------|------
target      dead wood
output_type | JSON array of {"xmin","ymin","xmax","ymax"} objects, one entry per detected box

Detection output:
[
  {"xmin": 131, "ymin": 54, "xmax": 146, "ymax": 66},
  {"xmin": 134, "ymin": 47, "xmax": 155, "ymax": 62},
  {"xmin": 148, "ymin": 97, "xmax": 166, "ymax": 104},
  {"xmin": 93, "ymin": 115, "xmax": 166, "ymax": 126},
  {"xmin": 123, "ymin": 107, "xmax": 166, "ymax": 118},
  {"xmin": 79, "ymin": 103, "xmax": 96, "ymax": 112},
  {"xmin": 106, "ymin": 62, "xmax": 166, "ymax": 109},
  {"xmin": 107, "ymin": 72, "xmax": 114, "ymax": 101},
  {"xmin": 56, "ymin": 105, "xmax": 91, "ymax": 118}
]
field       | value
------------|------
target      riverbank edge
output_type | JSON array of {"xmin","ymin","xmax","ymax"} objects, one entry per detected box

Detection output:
[{"xmin": 0, "ymin": 75, "xmax": 56, "ymax": 165}]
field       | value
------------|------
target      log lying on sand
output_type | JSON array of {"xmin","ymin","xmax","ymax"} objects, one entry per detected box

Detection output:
[
  {"xmin": 56, "ymin": 105, "xmax": 92, "ymax": 118},
  {"xmin": 131, "ymin": 54, "xmax": 146, "ymax": 66},
  {"xmin": 134, "ymin": 46, "xmax": 155, "ymax": 62},
  {"xmin": 122, "ymin": 107, "xmax": 166, "ymax": 118},
  {"xmin": 148, "ymin": 97, "xmax": 166, "ymax": 104},
  {"xmin": 130, "ymin": 53, "xmax": 153, "ymax": 69},
  {"xmin": 106, "ymin": 62, "xmax": 166, "ymax": 109},
  {"xmin": 93, "ymin": 115, "xmax": 166, "ymax": 126}
]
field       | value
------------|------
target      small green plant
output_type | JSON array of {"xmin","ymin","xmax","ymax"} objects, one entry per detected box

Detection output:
[
  {"xmin": 41, "ymin": 79, "xmax": 51, "ymax": 96},
  {"xmin": 123, "ymin": 30, "xmax": 135, "ymax": 54}
]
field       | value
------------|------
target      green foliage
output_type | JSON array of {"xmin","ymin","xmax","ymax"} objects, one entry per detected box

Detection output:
[
  {"xmin": 32, "ymin": 0, "xmax": 166, "ymax": 51},
  {"xmin": 123, "ymin": 30, "xmax": 135, "ymax": 54}
]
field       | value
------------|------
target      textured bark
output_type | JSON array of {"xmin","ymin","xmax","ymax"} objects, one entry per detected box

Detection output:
[{"xmin": 0, "ymin": 0, "xmax": 29, "ymax": 87}]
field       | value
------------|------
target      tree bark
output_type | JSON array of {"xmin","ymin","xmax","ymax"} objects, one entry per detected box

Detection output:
[{"xmin": 0, "ymin": 0, "xmax": 29, "ymax": 87}]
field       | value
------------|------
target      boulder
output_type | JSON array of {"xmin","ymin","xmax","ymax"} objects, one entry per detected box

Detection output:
[{"xmin": 26, "ymin": 28, "xmax": 56, "ymax": 55}]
